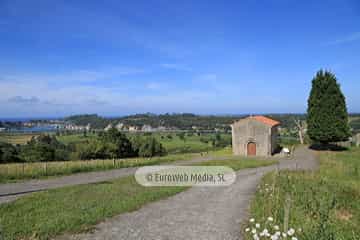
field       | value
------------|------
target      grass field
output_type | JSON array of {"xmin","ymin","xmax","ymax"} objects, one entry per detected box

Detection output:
[
  {"xmin": 0, "ymin": 131, "xmax": 232, "ymax": 183},
  {"xmin": 0, "ymin": 157, "xmax": 275, "ymax": 240},
  {"xmin": 0, "ymin": 148, "xmax": 233, "ymax": 183},
  {"xmin": 56, "ymin": 133, "xmax": 96, "ymax": 144},
  {"xmin": 0, "ymin": 152, "xmax": 204, "ymax": 183},
  {"xmin": 154, "ymin": 133, "xmax": 230, "ymax": 154},
  {"xmin": 0, "ymin": 133, "xmax": 40, "ymax": 145},
  {"xmin": 244, "ymin": 147, "xmax": 360, "ymax": 240},
  {"xmin": 57, "ymin": 132, "xmax": 231, "ymax": 154},
  {"xmin": 0, "ymin": 132, "xmax": 230, "ymax": 155}
]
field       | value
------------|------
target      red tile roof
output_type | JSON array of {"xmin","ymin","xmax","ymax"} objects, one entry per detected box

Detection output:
[{"xmin": 249, "ymin": 115, "xmax": 280, "ymax": 127}]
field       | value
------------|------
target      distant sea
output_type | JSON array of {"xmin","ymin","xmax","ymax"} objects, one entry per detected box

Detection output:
[
  {"xmin": 0, "ymin": 117, "xmax": 60, "ymax": 122},
  {"xmin": 0, "ymin": 117, "xmax": 60, "ymax": 133},
  {"xmin": 8, "ymin": 126, "xmax": 58, "ymax": 133}
]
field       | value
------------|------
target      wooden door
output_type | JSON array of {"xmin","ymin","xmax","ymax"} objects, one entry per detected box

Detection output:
[{"xmin": 247, "ymin": 142, "xmax": 256, "ymax": 156}]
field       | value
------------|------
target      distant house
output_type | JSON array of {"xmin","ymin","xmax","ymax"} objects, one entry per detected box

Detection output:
[
  {"xmin": 231, "ymin": 115, "xmax": 280, "ymax": 156},
  {"xmin": 128, "ymin": 126, "xmax": 139, "ymax": 132},
  {"xmin": 141, "ymin": 125, "xmax": 153, "ymax": 132},
  {"xmin": 115, "ymin": 122, "xmax": 124, "ymax": 130},
  {"xmin": 104, "ymin": 124, "xmax": 113, "ymax": 131},
  {"xmin": 64, "ymin": 124, "xmax": 88, "ymax": 131},
  {"xmin": 0, "ymin": 127, "xmax": 6, "ymax": 132},
  {"xmin": 156, "ymin": 126, "xmax": 167, "ymax": 132}
]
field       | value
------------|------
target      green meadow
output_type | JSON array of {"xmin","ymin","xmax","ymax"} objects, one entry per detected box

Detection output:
[
  {"xmin": 245, "ymin": 147, "xmax": 360, "ymax": 240},
  {"xmin": 0, "ymin": 157, "xmax": 276, "ymax": 240}
]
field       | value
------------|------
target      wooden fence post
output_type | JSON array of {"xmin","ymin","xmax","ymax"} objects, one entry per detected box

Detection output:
[
  {"xmin": 284, "ymin": 193, "xmax": 291, "ymax": 233},
  {"xmin": 0, "ymin": 223, "xmax": 3, "ymax": 240},
  {"xmin": 44, "ymin": 162, "xmax": 47, "ymax": 175}
]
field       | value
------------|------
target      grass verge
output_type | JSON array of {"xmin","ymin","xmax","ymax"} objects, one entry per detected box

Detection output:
[
  {"xmin": 244, "ymin": 147, "xmax": 360, "ymax": 240},
  {"xmin": 197, "ymin": 157, "xmax": 278, "ymax": 170},
  {"xmin": 0, "ymin": 176, "xmax": 186, "ymax": 240},
  {"xmin": 0, "ymin": 150, "xmax": 226, "ymax": 183},
  {"xmin": 0, "ymin": 157, "xmax": 275, "ymax": 240}
]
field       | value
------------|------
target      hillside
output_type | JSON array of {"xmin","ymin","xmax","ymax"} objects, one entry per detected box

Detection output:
[{"xmin": 65, "ymin": 113, "xmax": 308, "ymax": 130}]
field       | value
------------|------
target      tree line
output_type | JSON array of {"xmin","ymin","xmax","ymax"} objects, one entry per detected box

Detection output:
[
  {"xmin": 66, "ymin": 113, "xmax": 322, "ymax": 131},
  {"xmin": 0, "ymin": 128, "xmax": 166, "ymax": 163}
]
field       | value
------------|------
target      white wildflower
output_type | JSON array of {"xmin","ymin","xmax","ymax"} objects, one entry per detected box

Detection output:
[
  {"xmin": 267, "ymin": 217, "xmax": 274, "ymax": 222},
  {"xmin": 271, "ymin": 234, "xmax": 279, "ymax": 240},
  {"xmin": 250, "ymin": 218, "xmax": 255, "ymax": 223},
  {"xmin": 291, "ymin": 237, "xmax": 298, "ymax": 240},
  {"xmin": 259, "ymin": 228, "xmax": 269, "ymax": 237},
  {"xmin": 287, "ymin": 228, "xmax": 295, "ymax": 236},
  {"xmin": 253, "ymin": 234, "xmax": 259, "ymax": 240},
  {"xmin": 252, "ymin": 228, "xmax": 257, "ymax": 234},
  {"xmin": 274, "ymin": 225, "xmax": 280, "ymax": 230},
  {"xmin": 297, "ymin": 228, "xmax": 302, "ymax": 232},
  {"xmin": 282, "ymin": 232, "xmax": 287, "ymax": 238},
  {"xmin": 245, "ymin": 228, "xmax": 250, "ymax": 232},
  {"xmin": 255, "ymin": 223, "xmax": 260, "ymax": 228},
  {"xmin": 263, "ymin": 228, "xmax": 270, "ymax": 237}
]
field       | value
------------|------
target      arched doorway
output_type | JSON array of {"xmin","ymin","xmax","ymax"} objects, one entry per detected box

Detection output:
[{"xmin": 247, "ymin": 142, "xmax": 256, "ymax": 156}]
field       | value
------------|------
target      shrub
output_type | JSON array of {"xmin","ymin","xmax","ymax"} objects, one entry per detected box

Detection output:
[
  {"xmin": 0, "ymin": 142, "xmax": 21, "ymax": 163},
  {"xmin": 99, "ymin": 128, "xmax": 135, "ymax": 158},
  {"xmin": 19, "ymin": 135, "xmax": 69, "ymax": 162},
  {"xmin": 131, "ymin": 136, "xmax": 166, "ymax": 158}
]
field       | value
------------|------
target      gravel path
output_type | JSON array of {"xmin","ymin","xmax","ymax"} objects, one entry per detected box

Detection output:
[
  {"xmin": 59, "ymin": 146, "xmax": 317, "ymax": 240},
  {"xmin": 0, "ymin": 155, "xmax": 228, "ymax": 204}
]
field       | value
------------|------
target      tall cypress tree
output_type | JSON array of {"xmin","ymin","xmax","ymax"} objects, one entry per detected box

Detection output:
[{"xmin": 307, "ymin": 70, "xmax": 351, "ymax": 144}]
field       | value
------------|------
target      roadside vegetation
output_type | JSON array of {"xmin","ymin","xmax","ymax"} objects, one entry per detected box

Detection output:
[
  {"xmin": 0, "ymin": 176, "xmax": 187, "ymax": 240},
  {"xmin": 245, "ymin": 147, "xmax": 360, "ymax": 240},
  {"xmin": 0, "ymin": 157, "xmax": 275, "ymax": 240},
  {"xmin": 197, "ymin": 158, "xmax": 278, "ymax": 170},
  {"xmin": 244, "ymin": 70, "xmax": 359, "ymax": 240},
  {"xmin": 0, "ymin": 152, "xmax": 204, "ymax": 183}
]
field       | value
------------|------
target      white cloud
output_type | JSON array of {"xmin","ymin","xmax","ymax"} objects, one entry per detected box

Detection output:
[
  {"xmin": 8, "ymin": 96, "xmax": 40, "ymax": 104},
  {"xmin": 160, "ymin": 63, "xmax": 192, "ymax": 71},
  {"xmin": 146, "ymin": 82, "xmax": 163, "ymax": 90},
  {"xmin": 0, "ymin": 66, "xmax": 144, "ymax": 86},
  {"xmin": 325, "ymin": 32, "xmax": 360, "ymax": 45},
  {"xmin": 199, "ymin": 74, "xmax": 217, "ymax": 81}
]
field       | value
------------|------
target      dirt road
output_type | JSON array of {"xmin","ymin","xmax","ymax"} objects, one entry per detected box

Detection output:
[{"xmin": 60, "ymin": 146, "xmax": 317, "ymax": 240}]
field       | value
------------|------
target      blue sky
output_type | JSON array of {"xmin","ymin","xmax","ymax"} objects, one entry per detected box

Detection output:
[{"xmin": 0, "ymin": 0, "xmax": 359, "ymax": 117}]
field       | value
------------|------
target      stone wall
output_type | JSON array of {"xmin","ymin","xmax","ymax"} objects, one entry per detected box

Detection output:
[{"xmin": 231, "ymin": 118, "xmax": 277, "ymax": 156}]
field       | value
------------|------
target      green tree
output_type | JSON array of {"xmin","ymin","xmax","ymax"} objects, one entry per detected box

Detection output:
[
  {"xmin": 100, "ymin": 128, "xmax": 134, "ymax": 158},
  {"xmin": 177, "ymin": 132, "xmax": 186, "ymax": 142},
  {"xmin": 0, "ymin": 142, "xmax": 21, "ymax": 163},
  {"xmin": 19, "ymin": 135, "xmax": 69, "ymax": 162},
  {"xmin": 307, "ymin": 70, "xmax": 351, "ymax": 144},
  {"xmin": 138, "ymin": 137, "xmax": 166, "ymax": 158},
  {"xmin": 130, "ymin": 136, "xmax": 166, "ymax": 158}
]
